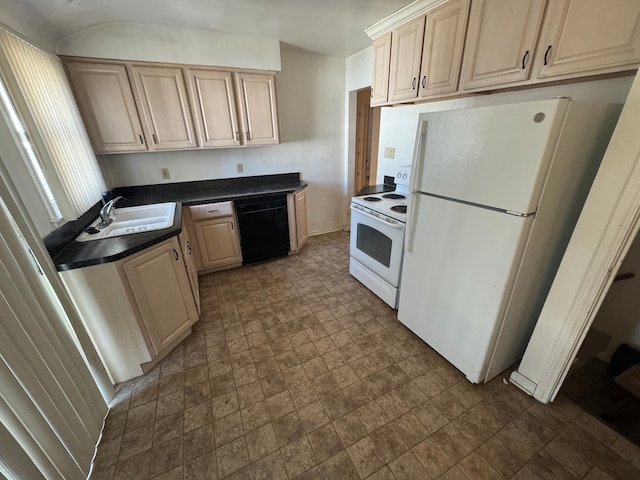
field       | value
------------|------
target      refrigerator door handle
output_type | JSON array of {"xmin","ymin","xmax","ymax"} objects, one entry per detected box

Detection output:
[
  {"xmin": 406, "ymin": 193, "xmax": 419, "ymax": 253},
  {"xmin": 410, "ymin": 121, "xmax": 428, "ymax": 194}
]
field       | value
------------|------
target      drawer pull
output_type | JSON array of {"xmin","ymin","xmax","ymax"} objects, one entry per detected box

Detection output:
[
  {"xmin": 544, "ymin": 45, "xmax": 552, "ymax": 66},
  {"xmin": 207, "ymin": 210, "xmax": 219, "ymax": 214}
]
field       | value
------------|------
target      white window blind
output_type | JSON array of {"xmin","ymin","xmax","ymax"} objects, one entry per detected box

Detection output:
[{"xmin": 0, "ymin": 29, "xmax": 106, "ymax": 218}]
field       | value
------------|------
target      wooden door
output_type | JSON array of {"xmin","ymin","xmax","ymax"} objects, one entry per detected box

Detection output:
[
  {"xmin": 355, "ymin": 89, "xmax": 372, "ymax": 194},
  {"xmin": 130, "ymin": 65, "xmax": 197, "ymax": 150},
  {"xmin": 535, "ymin": 0, "xmax": 640, "ymax": 80},
  {"xmin": 187, "ymin": 69, "xmax": 241, "ymax": 148},
  {"xmin": 123, "ymin": 238, "xmax": 197, "ymax": 354},
  {"xmin": 419, "ymin": 0, "xmax": 470, "ymax": 98},
  {"xmin": 194, "ymin": 217, "xmax": 242, "ymax": 268},
  {"xmin": 65, "ymin": 61, "xmax": 147, "ymax": 153},
  {"xmin": 371, "ymin": 32, "xmax": 392, "ymax": 106},
  {"xmin": 235, "ymin": 73, "xmax": 280, "ymax": 146},
  {"xmin": 461, "ymin": 0, "xmax": 547, "ymax": 91},
  {"xmin": 388, "ymin": 16, "xmax": 425, "ymax": 102},
  {"xmin": 294, "ymin": 189, "xmax": 308, "ymax": 250}
]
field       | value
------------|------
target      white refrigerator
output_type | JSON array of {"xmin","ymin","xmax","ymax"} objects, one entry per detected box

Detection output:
[{"xmin": 397, "ymin": 98, "xmax": 621, "ymax": 383}]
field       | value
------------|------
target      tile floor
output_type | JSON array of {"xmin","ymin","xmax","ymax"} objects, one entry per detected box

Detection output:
[
  {"xmin": 563, "ymin": 358, "xmax": 640, "ymax": 448},
  {"xmin": 90, "ymin": 231, "xmax": 640, "ymax": 480}
]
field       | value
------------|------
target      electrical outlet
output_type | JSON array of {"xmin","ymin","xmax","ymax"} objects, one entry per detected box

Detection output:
[
  {"xmin": 160, "ymin": 168, "xmax": 170, "ymax": 180},
  {"xmin": 236, "ymin": 163, "xmax": 244, "ymax": 173},
  {"xmin": 384, "ymin": 147, "xmax": 395, "ymax": 159}
]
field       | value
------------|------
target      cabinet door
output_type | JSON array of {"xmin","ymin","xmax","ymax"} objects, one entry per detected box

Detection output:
[
  {"xmin": 371, "ymin": 33, "xmax": 392, "ymax": 106},
  {"xmin": 123, "ymin": 239, "xmax": 197, "ymax": 355},
  {"xmin": 388, "ymin": 16, "xmax": 425, "ymax": 102},
  {"xmin": 461, "ymin": 0, "xmax": 547, "ymax": 91},
  {"xmin": 65, "ymin": 62, "xmax": 147, "ymax": 153},
  {"xmin": 294, "ymin": 189, "xmax": 308, "ymax": 249},
  {"xmin": 130, "ymin": 65, "xmax": 197, "ymax": 150},
  {"xmin": 535, "ymin": 0, "xmax": 640, "ymax": 80},
  {"xmin": 179, "ymin": 228, "xmax": 200, "ymax": 315},
  {"xmin": 187, "ymin": 69, "xmax": 241, "ymax": 148},
  {"xmin": 235, "ymin": 73, "xmax": 279, "ymax": 146},
  {"xmin": 193, "ymin": 217, "xmax": 242, "ymax": 269},
  {"xmin": 419, "ymin": 0, "xmax": 470, "ymax": 98}
]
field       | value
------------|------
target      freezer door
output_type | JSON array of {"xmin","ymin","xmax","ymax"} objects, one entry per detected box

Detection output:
[
  {"xmin": 398, "ymin": 194, "xmax": 534, "ymax": 382},
  {"xmin": 412, "ymin": 99, "xmax": 569, "ymax": 214}
]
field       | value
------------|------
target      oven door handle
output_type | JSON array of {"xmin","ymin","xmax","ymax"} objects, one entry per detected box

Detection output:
[{"xmin": 350, "ymin": 205, "xmax": 404, "ymax": 229}]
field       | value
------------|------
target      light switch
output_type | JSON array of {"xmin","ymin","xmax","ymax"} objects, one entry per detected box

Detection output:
[
  {"xmin": 160, "ymin": 168, "xmax": 170, "ymax": 180},
  {"xmin": 384, "ymin": 147, "xmax": 395, "ymax": 159},
  {"xmin": 237, "ymin": 163, "xmax": 244, "ymax": 173}
]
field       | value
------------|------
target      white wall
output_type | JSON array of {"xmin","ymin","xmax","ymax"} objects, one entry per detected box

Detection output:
[
  {"xmin": 0, "ymin": 0, "xmax": 58, "ymax": 52},
  {"xmin": 57, "ymin": 23, "xmax": 281, "ymax": 71},
  {"xmin": 100, "ymin": 50, "xmax": 346, "ymax": 235},
  {"xmin": 592, "ymin": 231, "xmax": 640, "ymax": 360},
  {"xmin": 344, "ymin": 46, "xmax": 374, "ymax": 226},
  {"xmin": 376, "ymin": 76, "xmax": 635, "ymax": 183}
]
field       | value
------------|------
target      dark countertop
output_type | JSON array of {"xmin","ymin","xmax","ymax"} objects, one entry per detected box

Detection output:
[{"xmin": 48, "ymin": 173, "xmax": 307, "ymax": 271}]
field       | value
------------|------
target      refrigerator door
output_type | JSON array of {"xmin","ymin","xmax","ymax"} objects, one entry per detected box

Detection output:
[
  {"xmin": 412, "ymin": 99, "xmax": 569, "ymax": 214},
  {"xmin": 399, "ymin": 194, "xmax": 534, "ymax": 382}
]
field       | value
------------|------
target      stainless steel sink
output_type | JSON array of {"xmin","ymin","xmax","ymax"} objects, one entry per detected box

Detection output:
[{"xmin": 76, "ymin": 202, "xmax": 176, "ymax": 242}]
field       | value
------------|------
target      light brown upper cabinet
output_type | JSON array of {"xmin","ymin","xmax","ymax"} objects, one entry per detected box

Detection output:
[
  {"xmin": 533, "ymin": 0, "xmax": 640, "ymax": 81},
  {"xmin": 371, "ymin": 33, "xmax": 392, "ymax": 106},
  {"xmin": 129, "ymin": 65, "xmax": 198, "ymax": 151},
  {"xmin": 187, "ymin": 69, "xmax": 279, "ymax": 147},
  {"xmin": 461, "ymin": 0, "xmax": 547, "ymax": 91},
  {"xmin": 65, "ymin": 61, "xmax": 147, "ymax": 154},
  {"xmin": 187, "ymin": 69, "xmax": 242, "ymax": 148},
  {"xmin": 419, "ymin": 0, "xmax": 470, "ymax": 99},
  {"xmin": 388, "ymin": 16, "xmax": 426, "ymax": 102},
  {"xmin": 235, "ymin": 73, "xmax": 280, "ymax": 146}
]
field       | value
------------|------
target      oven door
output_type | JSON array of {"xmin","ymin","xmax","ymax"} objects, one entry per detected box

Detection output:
[{"xmin": 350, "ymin": 205, "xmax": 405, "ymax": 287}]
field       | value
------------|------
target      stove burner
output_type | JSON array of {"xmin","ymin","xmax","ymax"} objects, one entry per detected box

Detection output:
[
  {"xmin": 383, "ymin": 193, "xmax": 406, "ymax": 200},
  {"xmin": 363, "ymin": 196, "xmax": 382, "ymax": 202},
  {"xmin": 391, "ymin": 205, "xmax": 407, "ymax": 214}
]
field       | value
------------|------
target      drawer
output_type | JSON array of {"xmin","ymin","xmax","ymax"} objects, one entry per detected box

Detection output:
[{"xmin": 190, "ymin": 201, "xmax": 234, "ymax": 221}]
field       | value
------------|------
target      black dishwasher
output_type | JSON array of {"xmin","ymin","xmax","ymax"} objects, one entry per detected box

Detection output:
[{"xmin": 234, "ymin": 194, "xmax": 290, "ymax": 264}]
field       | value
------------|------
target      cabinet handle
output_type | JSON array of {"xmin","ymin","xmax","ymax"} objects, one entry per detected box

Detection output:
[
  {"xmin": 544, "ymin": 45, "xmax": 552, "ymax": 66},
  {"xmin": 186, "ymin": 240, "xmax": 192, "ymax": 254},
  {"xmin": 207, "ymin": 209, "xmax": 219, "ymax": 214},
  {"xmin": 421, "ymin": 76, "xmax": 426, "ymax": 88},
  {"xmin": 230, "ymin": 222, "xmax": 234, "ymax": 231},
  {"xmin": 139, "ymin": 134, "xmax": 144, "ymax": 145},
  {"xmin": 235, "ymin": 131, "xmax": 239, "ymax": 141},
  {"xmin": 411, "ymin": 77, "xmax": 416, "ymax": 90},
  {"xmin": 172, "ymin": 248, "xmax": 179, "ymax": 261},
  {"xmin": 521, "ymin": 50, "xmax": 529, "ymax": 69},
  {"xmin": 246, "ymin": 131, "xmax": 251, "ymax": 140},
  {"xmin": 152, "ymin": 133, "xmax": 158, "ymax": 144},
  {"xmin": 370, "ymin": 87, "xmax": 373, "ymax": 98}
]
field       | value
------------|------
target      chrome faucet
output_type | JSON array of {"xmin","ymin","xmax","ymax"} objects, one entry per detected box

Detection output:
[{"xmin": 99, "ymin": 196, "xmax": 124, "ymax": 227}]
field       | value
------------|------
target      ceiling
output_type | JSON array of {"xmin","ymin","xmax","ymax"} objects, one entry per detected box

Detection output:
[{"xmin": 11, "ymin": 0, "xmax": 414, "ymax": 58}]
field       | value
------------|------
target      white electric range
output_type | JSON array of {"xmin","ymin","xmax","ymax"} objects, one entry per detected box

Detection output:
[{"xmin": 349, "ymin": 166, "xmax": 410, "ymax": 308}]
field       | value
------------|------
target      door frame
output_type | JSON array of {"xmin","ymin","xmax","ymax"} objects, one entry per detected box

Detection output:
[
  {"xmin": 510, "ymin": 69, "xmax": 640, "ymax": 403},
  {"xmin": 353, "ymin": 88, "xmax": 380, "ymax": 196}
]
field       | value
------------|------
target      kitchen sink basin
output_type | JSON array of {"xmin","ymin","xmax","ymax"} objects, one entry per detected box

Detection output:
[{"xmin": 76, "ymin": 202, "xmax": 176, "ymax": 242}]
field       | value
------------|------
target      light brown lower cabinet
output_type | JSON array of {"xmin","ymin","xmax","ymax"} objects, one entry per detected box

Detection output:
[
  {"xmin": 123, "ymin": 237, "xmax": 199, "ymax": 355},
  {"xmin": 179, "ymin": 220, "xmax": 201, "ymax": 315},
  {"xmin": 59, "ymin": 236, "xmax": 199, "ymax": 384},
  {"xmin": 188, "ymin": 202, "xmax": 243, "ymax": 272},
  {"xmin": 288, "ymin": 188, "xmax": 308, "ymax": 254}
]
